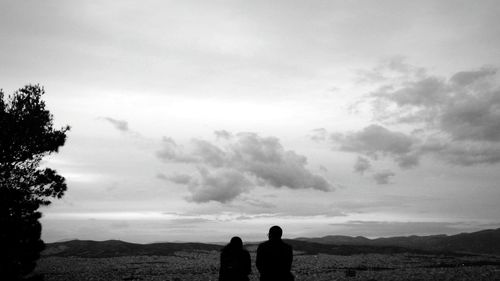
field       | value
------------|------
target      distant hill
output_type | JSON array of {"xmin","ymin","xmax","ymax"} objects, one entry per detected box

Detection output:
[
  {"xmin": 43, "ymin": 239, "xmax": 443, "ymax": 258},
  {"xmin": 42, "ymin": 240, "xmax": 222, "ymax": 258},
  {"xmin": 282, "ymin": 239, "xmax": 436, "ymax": 256},
  {"xmin": 297, "ymin": 228, "xmax": 500, "ymax": 255},
  {"xmin": 42, "ymin": 228, "xmax": 500, "ymax": 258}
]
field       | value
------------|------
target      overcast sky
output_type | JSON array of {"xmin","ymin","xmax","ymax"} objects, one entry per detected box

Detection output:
[{"xmin": 2, "ymin": 0, "xmax": 500, "ymax": 243}]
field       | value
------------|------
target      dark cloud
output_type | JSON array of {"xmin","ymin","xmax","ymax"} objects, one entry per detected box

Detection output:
[
  {"xmin": 231, "ymin": 133, "xmax": 331, "ymax": 191},
  {"xmin": 372, "ymin": 171, "xmax": 395, "ymax": 185},
  {"xmin": 450, "ymin": 67, "xmax": 497, "ymax": 87},
  {"xmin": 187, "ymin": 168, "xmax": 251, "ymax": 203},
  {"xmin": 353, "ymin": 156, "xmax": 371, "ymax": 174},
  {"xmin": 374, "ymin": 77, "xmax": 446, "ymax": 107},
  {"xmin": 395, "ymin": 153, "xmax": 420, "ymax": 168},
  {"xmin": 334, "ymin": 124, "xmax": 418, "ymax": 166},
  {"xmin": 374, "ymin": 66, "xmax": 500, "ymax": 165},
  {"xmin": 421, "ymin": 140, "xmax": 500, "ymax": 166},
  {"xmin": 159, "ymin": 168, "xmax": 250, "ymax": 204},
  {"xmin": 372, "ymin": 66, "xmax": 500, "ymax": 143},
  {"xmin": 157, "ymin": 132, "xmax": 333, "ymax": 203},
  {"xmin": 102, "ymin": 117, "xmax": 129, "ymax": 132},
  {"xmin": 439, "ymin": 90, "xmax": 500, "ymax": 142},
  {"xmin": 339, "ymin": 64, "xmax": 500, "ymax": 174},
  {"xmin": 191, "ymin": 139, "xmax": 227, "ymax": 167},
  {"xmin": 339, "ymin": 124, "xmax": 415, "ymax": 155}
]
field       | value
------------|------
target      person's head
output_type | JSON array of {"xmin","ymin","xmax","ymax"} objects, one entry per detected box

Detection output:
[
  {"xmin": 268, "ymin": 225, "xmax": 283, "ymax": 240},
  {"xmin": 228, "ymin": 236, "xmax": 243, "ymax": 249}
]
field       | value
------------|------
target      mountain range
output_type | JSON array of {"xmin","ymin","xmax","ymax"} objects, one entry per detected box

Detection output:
[
  {"xmin": 42, "ymin": 228, "xmax": 500, "ymax": 258},
  {"xmin": 42, "ymin": 240, "xmax": 221, "ymax": 258},
  {"xmin": 297, "ymin": 228, "xmax": 500, "ymax": 255}
]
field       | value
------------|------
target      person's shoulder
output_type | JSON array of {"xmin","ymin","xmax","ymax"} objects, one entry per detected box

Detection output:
[
  {"xmin": 281, "ymin": 240, "xmax": 293, "ymax": 250},
  {"xmin": 257, "ymin": 240, "xmax": 271, "ymax": 250},
  {"xmin": 259, "ymin": 240, "xmax": 271, "ymax": 246},
  {"xmin": 242, "ymin": 248, "xmax": 251, "ymax": 256}
]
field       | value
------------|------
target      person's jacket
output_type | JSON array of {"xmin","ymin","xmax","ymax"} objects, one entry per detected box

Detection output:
[
  {"xmin": 256, "ymin": 239, "xmax": 293, "ymax": 281},
  {"xmin": 219, "ymin": 247, "xmax": 251, "ymax": 281}
]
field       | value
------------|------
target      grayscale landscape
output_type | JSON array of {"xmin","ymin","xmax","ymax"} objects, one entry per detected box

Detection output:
[
  {"xmin": 2, "ymin": 1, "xmax": 500, "ymax": 280},
  {"xmin": 36, "ymin": 228, "xmax": 500, "ymax": 281}
]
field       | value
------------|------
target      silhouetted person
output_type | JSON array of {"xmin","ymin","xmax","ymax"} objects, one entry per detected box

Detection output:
[
  {"xmin": 256, "ymin": 226, "xmax": 294, "ymax": 281},
  {"xmin": 219, "ymin": 236, "xmax": 251, "ymax": 281}
]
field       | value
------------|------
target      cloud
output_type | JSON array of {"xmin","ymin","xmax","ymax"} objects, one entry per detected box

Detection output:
[
  {"xmin": 99, "ymin": 117, "xmax": 152, "ymax": 145},
  {"xmin": 310, "ymin": 128, "xmax": 328, "ymax": 142},
  {"xmin": 371, "ymin": 66, "xmax": 500, "ymax": 143},
  {"xmin": 156, "ymin": 137, "xmax": 197, "ymax": 163},
  {"xmin": 439, "ymin": 90, "xmax": 500, "ymax": 142},
  {"xmin": 102, "ymin": 117, "xmax": 129, "ymax": 132},
  {"xmin": 240, "ymin": 197, "xmax": 276, "ymax": 209},
  {"xmin": 450, "ymin": 67, "xmax": 497, "ymax": 87},
  {"xmin": 231, "ymin": 133, "xmax": 331, "ymax": 191},
  {"xmin": 373, "ymin": 66, "xmax": 500, "ymax": 165},
  {"xmin": 339, "ymin": 64, "xmax": 500, "ymax": 174},
  {"xmin": 421, "ymin": 140, "xmax": 500, "ymax": 166},
  {"xmin": 395, "ymin": 153, "xmax": 420, "ymax": 168},
  {"xmin": 163, "ymin": 173, "xmax": 193, "ymax": 185},
  {"xmin": 158, "ymin": 168, "xmax": 251, "ymax": 203},
  {"xmin": 356, "ymin": 57, "xmax": 426, "ymax": 84},
  {"xmin": 214, "ymin": 130, "xmax": 232, "ymax": 140},
  {"xmin": 333, "ymin": 124, "xmax": 418, "ymax": 167},
  {"xmin": 156, "ymin": 173, "xmax": 169, "ymax": 181},
  {"xmin": 336, "ymin": 124, "xmax": 415, "ymax": 155},
  {"xmin": 187, "ymin": 168, "xmax": 251, "ymax": 204},
  {"xmin": 374, "ymin": 77, "xmax": 446, "ymax": 107},
  {"xmin": 319, "ymin": 165, "xmax": 328, "ymax": 172},
  {"xmin": 191, "ymin": 139, "xmax": 227, "ymax": 167},
  {"xmin": 157, "ymin": 132, "xmax": 333, "ymax": 203},
  {"xmin": 168, "ymin": 218, "xmax": 211, "ymax": 225},
  {"xmin": 353, "ymin": 156, "xmax": 371, "ymax": 174},
  {"xmin": 372, "ymin": 171, "xmax": 395, "ymax": 185}
]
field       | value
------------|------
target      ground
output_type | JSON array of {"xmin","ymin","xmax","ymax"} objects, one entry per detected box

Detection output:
[{"xmin": 36, "ymin": 250, "xmax": 500, "ymax": 281}]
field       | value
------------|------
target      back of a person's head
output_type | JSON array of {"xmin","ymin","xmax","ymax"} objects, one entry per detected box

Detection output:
[
  {"xmin": 268, "ymin": 225, "xmax": 283, "ymax": 240},
  {"xmin": 225, "ymin": 236, "xmax": 243, "ymax": 251}
]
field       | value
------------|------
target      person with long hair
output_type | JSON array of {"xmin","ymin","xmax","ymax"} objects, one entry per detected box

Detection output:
[{"xmin": 219, "ymin": 236, "xmax": 251, "ymax": 281}]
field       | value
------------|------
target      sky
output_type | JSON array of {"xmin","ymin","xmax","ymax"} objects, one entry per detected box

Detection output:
[{"xmin": 2, "ymin": 0, "xmax": 500, "ymax": 243}]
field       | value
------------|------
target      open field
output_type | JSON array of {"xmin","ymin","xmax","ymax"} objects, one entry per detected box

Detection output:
[{"xmin": 36, "ymin": 250, "xmax": 500, "ymax": 281}]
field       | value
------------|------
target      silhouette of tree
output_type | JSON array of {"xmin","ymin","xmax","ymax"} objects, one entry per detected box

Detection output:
[{"xmin": 0, "ymin": 85, "xmax": 70, "ymax": 280}]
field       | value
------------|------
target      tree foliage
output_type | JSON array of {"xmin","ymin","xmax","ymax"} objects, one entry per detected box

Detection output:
[{"xmin": 0, "ymin": 85, "xmax": 70, "ymax": 280}]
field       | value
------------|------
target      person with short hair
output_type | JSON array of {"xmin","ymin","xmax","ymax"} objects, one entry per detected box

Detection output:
[{"xmin": 256, "ymin": 226, "xmax": 294, "ymax": 281}]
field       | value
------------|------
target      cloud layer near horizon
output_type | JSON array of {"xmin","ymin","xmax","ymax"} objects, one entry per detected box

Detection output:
[{"xmin": 157, "ymin": 132, "xmax": 332, "ymax": 203}]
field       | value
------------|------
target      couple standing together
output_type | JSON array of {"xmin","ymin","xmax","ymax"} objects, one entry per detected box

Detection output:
[{"xmin": 219, "ymin": 226, "xmax": 294, "ymax": 281}]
